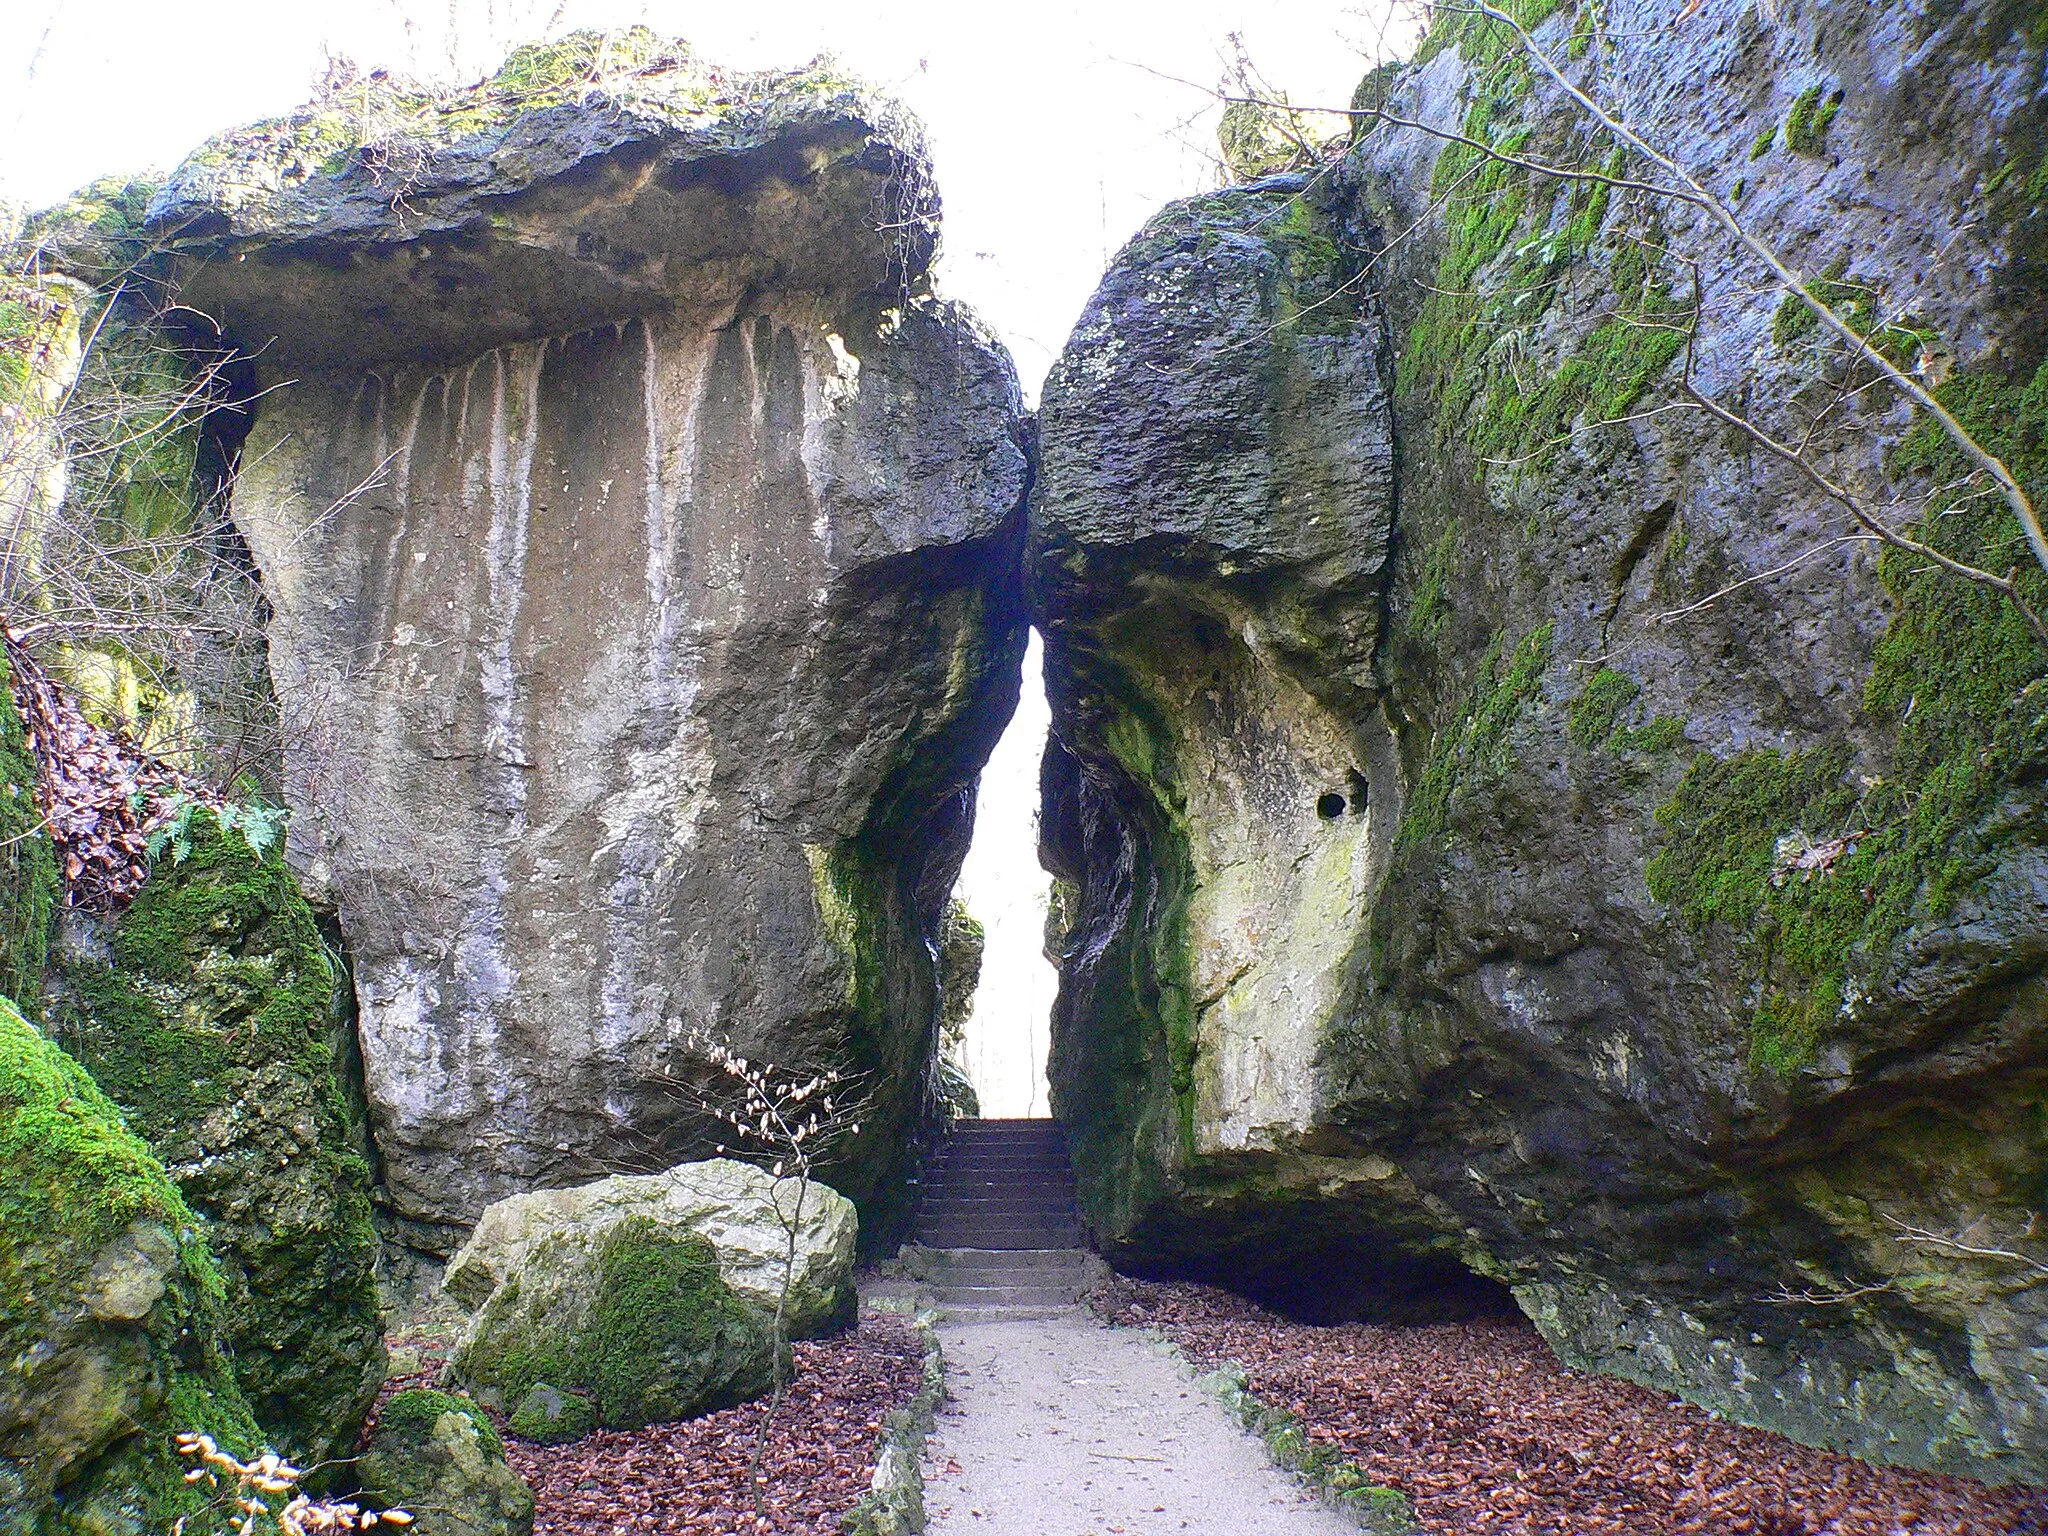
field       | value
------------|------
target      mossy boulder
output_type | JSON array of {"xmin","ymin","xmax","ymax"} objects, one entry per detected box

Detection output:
[
  {"xmin": 452, "ymin": 1217, "xmax": 777, "ymax": 1431},
  {"xmin": 52, "ymin": 810, "xmax": 385, "ymax": 1467},
  {"xmin": 506, "ymin": 1383, "xmax": 599, "ymax": 1445},
  {"xmin": 356, "ymin": 1389, "xmax": 534, "ymax": 1536},
  {"xmin": 0, "ymin": 996, "xmax": 259, "ymax": 1534},
  {"xmin": 444, "ymin": 1157, "xmax": 856, "ymax": 1339}
]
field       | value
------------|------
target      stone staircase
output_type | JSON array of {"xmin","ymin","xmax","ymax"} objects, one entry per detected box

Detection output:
[{"xmin": 906, "ymin": 1118, "xmax": 1096, "ymax": 1319}]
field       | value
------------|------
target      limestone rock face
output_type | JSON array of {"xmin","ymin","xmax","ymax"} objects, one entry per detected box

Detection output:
[
  {"xmin": 443, "ymin": 1158, "xmax": 856, "ymax": 1338},
  {"xmin": 357, "ymin": 1390, "xmax": 535, "ymax": 1536},
  {"xmin": 1033, "ymin": 173, "xmax": 1404, "ymax": 1258},
  {"xmin": 0, "ymin": 998, "xmax": 259, "ymax": 1534},
  {"xmin": 152, "ymin": 41, "xmax": 1029, "ymax": 1237},
  {"xmin": 1036, "ymin": 0, "xmax": 2048, "ymax": 1485}
]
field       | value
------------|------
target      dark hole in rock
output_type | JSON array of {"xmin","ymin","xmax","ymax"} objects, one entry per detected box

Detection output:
[
  {"xmin": 1230, "ymin": 1248, "xmax": 1521, "ymax": 1326},
  {"xmin": 1317, "ymin": 791, "xmax": 1346, "ymax": 819},
  {"xmin": 1122, "ymin": 1228, "xmax": 1522, "ymax": 1327}
]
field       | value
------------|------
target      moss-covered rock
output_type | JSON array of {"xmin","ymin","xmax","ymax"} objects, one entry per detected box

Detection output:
[
  {"xmin": 0, "ymin": 996, "xmax": 258, "ymax": 1534},
  {"xmin": 356, "ymin": 1389, "xmax": 534, "ymax": 1536},
  {"xmin": 53, "ymin": 810, "xmax": 384, "ymax": 1467},
  {"xmin": 0, "ymin": 656, "xmax": 59, "ymax": 1013},
  {"xmin": 505, "ymin": 1383, "xmax": 598, "ymax": 1445},
  {"xmin": 452, "ymin": 1217, "xmax": 776, "ymax": 1430}
]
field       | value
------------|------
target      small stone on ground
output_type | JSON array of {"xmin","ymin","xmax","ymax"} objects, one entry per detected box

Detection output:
[{"xmin": 925, "ymin": 1312, "xmax": 1358, "ymax": 1535}]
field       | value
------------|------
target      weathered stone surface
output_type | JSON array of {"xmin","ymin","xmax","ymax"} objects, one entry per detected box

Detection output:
[
  {"xmin": 0, "ymin": 997, "xmax": 260, "ymax": 1534},
  {"xmin": 157, "ymin": 40, "xmax": 1027, "ymax": 1239},
  {"xmin": 357, "ymin": 1389, "xmax": 534, "ymax": 1536},
  {"xmin": 149, "ymin": 35, "xmax": 938, "ymax": 371},
  {"xmin": 443, "ymin": 1157, "xmax": 856, "ymax": 1337},
  {"xmin": 1033, "ymin": 172, "xmax": 1403, "ymax": 1256},
  {"xmin": 52, "ymin": 811, "xmax": 386, "ymax": 1468},
  {"xmin": 449, "ymin": 1211, "xmax": 777, "ymax": 1428},
  {"xmin": 1036, "ymin": 0, "xmax": 2048, "ymax": 1485}
]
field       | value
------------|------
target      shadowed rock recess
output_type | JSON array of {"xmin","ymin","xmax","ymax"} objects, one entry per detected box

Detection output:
[
  {"xmin": 144, "ymin": 40, "xmax": 1030, "ymax": 1246},
  {"xmin": 1034, "ymin": 0, "xmax": 2048, "ymax": 1488}
]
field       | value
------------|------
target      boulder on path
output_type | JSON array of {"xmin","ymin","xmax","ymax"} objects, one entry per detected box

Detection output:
[{"xmin": 356, "ymin": 1389, "xmax": 534, "ymax": 1536}]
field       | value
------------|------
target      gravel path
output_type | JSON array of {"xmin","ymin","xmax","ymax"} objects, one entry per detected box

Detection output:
[{"xmin": 924, "ymin": 1313, "xmax": 1357, "ymax": 1535}]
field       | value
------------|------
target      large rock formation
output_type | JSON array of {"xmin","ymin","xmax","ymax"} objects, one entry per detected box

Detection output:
[
  {"xmin": 1036, "ymin": 0, "xmax": 2048, "ymax": 1486},
  {"xmin": 144, "ymin": 34, "xmax": 1029, "ymax": 1242}
]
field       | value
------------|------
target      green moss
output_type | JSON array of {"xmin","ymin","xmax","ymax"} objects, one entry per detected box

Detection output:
[
  {"xmin": 1348, "ymin": 61, "xmax": 1403, "ymax": 137},
  {"xmin": 1749, "ymin": 122, "xmax": 1778, "ymax": 160},
  {"xmin": 466, "ymin": 1220, "xmax": 776, "ymax": 1431},
  {"xmin": 1568, "ymin": 667, "xmax": 1639, "ymax": 748},
  {"xmin": 490, "ymin": 27, "xmax": 668, "ymax": 98},
  {"xmin": 1785, "ymin": 86, "xmax": 1844, "ymax": 157},
  {"xmin": 585, "ymin": 1220, "xmax": 777, "ymax": 1426},
  {"xmin": 378, "ymin": 1389, "xmax": 505, "ymax": 1460},
  {"xmin": 1401, "ymin": 622, "xmax": 1554, "ymax": 848},
  {"xmin": 1396, "ymin": 52, "xmax": 1687, "ymax": 475},
  {"xmin": 1415, "ymin": 0, "xmax": 1568, "ymax": 69},
  {"xmin": 1567, "ymin": 668, "xmax": 1687, "ymax": 755},
  {"xmin": 507, "ymin": 1386, "xmax": 600, "ymax": 1445},
  {"xmin": 0, "ymin": 659, "xmax": 58, "ymax": 1011},
  {"xmin": 0, "ymin": 996, "xmax": 258, "ymax": 1527},
  {"xmin": 1644, "ymin": 360, "xmax": 2048, "ymax": 1078},
  {"xmin": 1407, "ymin": 521, "xmax": 1461, "ymax": 644},
  {"xmin": 57, "ymin": 810, "xmax": 382, "ymax": 1464}
]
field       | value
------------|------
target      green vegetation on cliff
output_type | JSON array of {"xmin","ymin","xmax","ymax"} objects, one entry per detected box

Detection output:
[
  {"xmin": 1648, "ymin": 360, "xmax": 2048, "ymax": 1075},
  {"xmin": 1400, "ymin": 622, "xmax": 1553, "ymax": 847},
  {"xmin": 1397, "ymin": 1, "xmax": 1688, "ymax": 476},
  {"xmin": 57, "ymin": 809, "xmax": 383, "ymax": 1464}
]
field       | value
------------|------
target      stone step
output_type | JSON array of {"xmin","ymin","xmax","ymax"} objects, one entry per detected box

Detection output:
[
  {"xmin": 917, "ymin": 1196, "xmax": 1081, "ymax": 1220},
  {"xmin": 910, "ymin": 1247, "xmax": 1095, "ymax": 1277},
  {"xmin": 915, "ymin": 1227, "xmax": 1087, "ymax": 1249},
  {"xmin": 925, "ymin": 1283, "xmax": 1084, "ymax": 1307},
  {"xmin": 936, "ymin": 1303, "xmax": 1077, "ymax": 1322}
]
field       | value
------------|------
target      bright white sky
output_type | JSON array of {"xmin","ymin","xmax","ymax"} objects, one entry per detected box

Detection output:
[{"xmin": 1, "ymin": 0, "xmax": 1413, "ymax": 1113}]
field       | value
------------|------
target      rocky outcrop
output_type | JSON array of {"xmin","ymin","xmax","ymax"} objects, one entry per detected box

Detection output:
[
  {"xmin": 144, "ymin": 34, "xmax": 1029, "ymax": 1241},
  {"xmin": 0, "ymin": 997, "xmax": 259, "ymax": 1534},
  {"xmin": 1036, "ymin": 0, "xmax": 2048, "ymax": 1485},
  {"xmin": 52, "ymin": 811, "xmax": 386, "ymax": 1468},
  {"xmin": 357, "ymin": 1389, "xmax": 534, "ymax": 1536},
  {"xmin": 443, "ymin": 1157, "xmax": 856, "ymax": 1338}
]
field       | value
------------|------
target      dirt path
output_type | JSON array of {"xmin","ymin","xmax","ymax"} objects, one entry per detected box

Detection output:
[{"xmin": 923, "ymin": 1313, "xmax": 1357, "ymax": 1535}]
